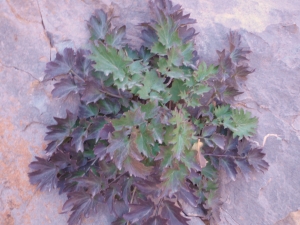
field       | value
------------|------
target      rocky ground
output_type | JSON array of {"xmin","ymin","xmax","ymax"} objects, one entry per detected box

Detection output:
[{"xmin": 0, "ymin": 0, "xmax": 299, "ymax": 224}]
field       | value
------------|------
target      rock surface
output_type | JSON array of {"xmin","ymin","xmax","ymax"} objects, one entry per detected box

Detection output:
[{"xmin": 0, "ymin": 0, "xmax": 299, "ymax": 225}]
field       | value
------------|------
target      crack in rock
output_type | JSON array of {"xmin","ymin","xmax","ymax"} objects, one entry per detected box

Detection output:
[
  {"xmin": 0, "ymin": 61, "xmax": 40, "ymax": 81},
  {"xmin": 36, "ymin": 0, "xmax": 52, "ymax": 60}
]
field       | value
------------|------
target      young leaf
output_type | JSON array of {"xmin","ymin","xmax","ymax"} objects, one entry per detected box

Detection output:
[{"xmin": 88, "ymin": 9, "xmax": 110, "ymax": 40}]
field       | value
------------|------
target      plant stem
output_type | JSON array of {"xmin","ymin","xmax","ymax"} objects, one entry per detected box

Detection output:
[
  {"xmin": 70, "ymin": 69, "xmax": 85, "ymax": 82},
  {"xmin": 155, "ymin": 198, "xmax": 163, "ymax": 216},
  {"xmin": 99, "ymin": 89, "xmax": 123, "ymax": 99},
  {"xmin": 107, "ymin": 172, "xmax": 128, "ymax": 186},
  {"xmin": 81, "ymin": 158, "xmax": 98, "ymax": 177},
  {"xmin": 203, "ymin": 153, "xmax": 245, "ymax": 159},
  {"xmin": 166, "ymin": 78, "xmax": 173, "ymax": 87},
  {"xmin": 126, "ymin": 187, "xmax": 137, "ymax": 225}
]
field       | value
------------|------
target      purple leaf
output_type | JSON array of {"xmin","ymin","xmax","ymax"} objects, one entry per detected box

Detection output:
[
  {"xmin": 99, "ymin": 123, "xmax": 115, "ymax": 140},
  {"xmin": 71, "ymin": 171, "xmax": 106, "ymax": 196},
  {"xmin": 62, "ymin": 191, "xmax": 101, "ymax": 225},
  {"xmin": 247, "ymin": 148, "xmax": 269, "ymax": 173},
  {"xmin": 51, "ymin": 150, "xmax": 72, "ymax": 169},
  {"xmin": 28, "ymin": 157, "xmax": 58, "ymax": 191},
  {"xmin": 74, "ymin": 49, "xmax": 93, "ymax": 78},
  {"xmin": 210, "ymin": 133, "xmax": 226, "ymax": 150},
  {"xmin": 161, "ymin": 200, "xmax": 190, "ymax": 225},
  {"xmin": 86, "ymin": 117, "xmax": 106, "ymax": 142},
  {"xmin": 71, "ymin": 126, "xmax": 87, "ymax": 152},
  {"xmin": 45, "ymin": 110, "xmax": 77, "ymax": 143},
  {"xmin": 219, "ymin": 157, "xmax": 237, "ymax": 181},
  {"xmin": 202, "ymin": 125, "xmax": 217, "ymax": 137},
  {"xmin": 78, "ymin": 103, "xmax": 99, "ymax": 118},
  {"xmin": 235, "ymin": 158, "xmax": 252, "ymax": 181},
  {"xmin": 52, "ymin": 77, "xmax": 81, "ymax": 98},
  {"xmin": 237, "ymin": 139, "xmax": 251, "ymax": 155},
  {"xmin": 81, "ymin": 80, "xmax": 105, "ymax": 104},
  {"xmin": 94, "ymin": 142, "xmax": 107, "ymax": 160},
  {"xmin": 144, "ymin": 216, "xmax": 168, "ymax": 225},
  {"xmin": 44, "ymin": 48, "xmax": 75, "ymax": 80},
  {"xmin": 123, "ymin": 199, "xmax": 155, "ymax": 223},
  {"xmin": 123, "ymin": 156, "xmax": 153, "ymax": 178}
]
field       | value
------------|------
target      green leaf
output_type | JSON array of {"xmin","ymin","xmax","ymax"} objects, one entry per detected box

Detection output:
[
  {"xmin": 159, "ymin": 163, "xmax": 189, "ymax": 197},
  {"xmin": 151, "ymin": 42, "xmax": 167, "ymax": 55},
  {"xmin": 131, "ymin": 125, "xmax": 155, "ymax": 157},
  {"xmin": 195, "ymin": 62, "xmax": 218, "ymax": 82},
  {"xmin": 112, "ymin": 107, "xmax": 145, "ymax": 130},
  {"xmin": 169, "ymin": 80, "xmax": 188, "ymax": 102},
  {"xmin": 193, "ymin": 84, "xmax": 211, "ymax": 95},
  {"xmin": 167, "ymin": 47, "xmax": 183, "ymax": 67},
  {"xmin": 201, "ymin": 162, "xmax": 217, "ymax": 180},
  {"xmin": 137, "ymin": 70, "xmax": 166, "ymax": 99},
  {"xmin": 231, "ymin": 108, "xmax": 258, "ymax": 139},
  {"xmin": 140, "ymin": 101, "xmax": 160, "ymax": 120},
  {"xmin": 90, "ymin": 43, "xmax": 131, "ymax": 82},
  {"xmin": 156, "ymin": 18, "xmax": 181, "ymax": 49},
  {"xmin": 149, "ymin": 117, "xmax": 165, "ymax": 144},
  {"xmin": 168, "ymin": 109, "xmax": 195, "ymax": 159}
]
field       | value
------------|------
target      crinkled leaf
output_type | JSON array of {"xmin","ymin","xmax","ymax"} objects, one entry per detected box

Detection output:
[
  {"xmin": 28, "ymin": 157, "xmax": 58, "ymax": 191},
  {"xmin": 44, "ymin": 48, "xmax": 75, "ymax": 80}
]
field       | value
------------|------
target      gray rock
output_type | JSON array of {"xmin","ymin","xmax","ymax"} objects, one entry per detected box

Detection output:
[{"xmin": 1, "ymin": 0, "xmax": 300, "ymax": 224}]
